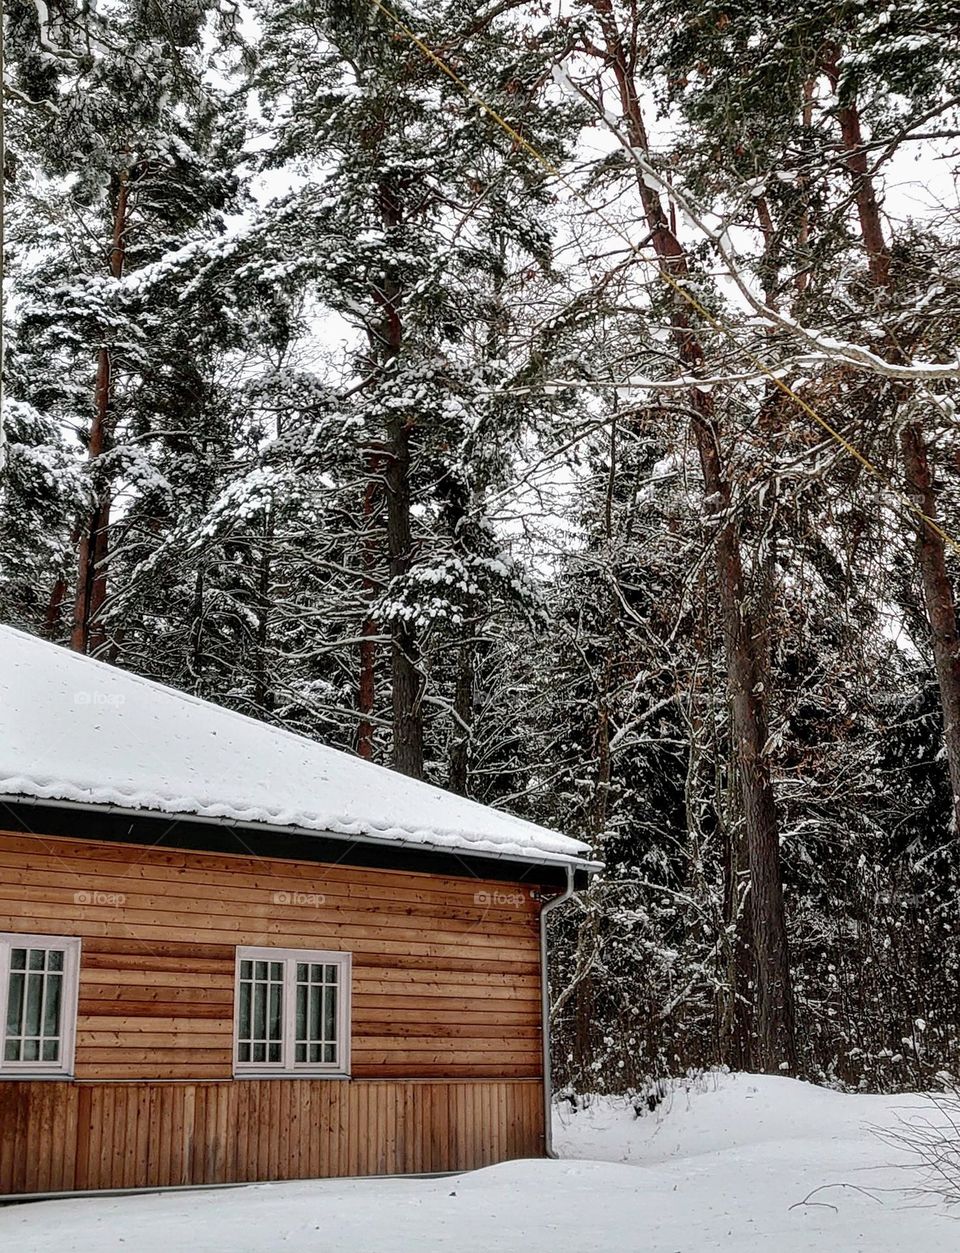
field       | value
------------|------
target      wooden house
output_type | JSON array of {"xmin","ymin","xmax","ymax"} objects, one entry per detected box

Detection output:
[{"xmin": 0, "ymin": 626, "xmax": 597, "ymax": 1197}]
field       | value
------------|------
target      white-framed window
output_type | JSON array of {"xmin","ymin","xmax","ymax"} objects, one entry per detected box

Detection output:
[
  {"xmin": 0, "ymin": 933, "xmax": 81, "ymax": 1079},
  {"xmin": 234, "ymin": 947, "xmax": 351, "ymax": 1077}
]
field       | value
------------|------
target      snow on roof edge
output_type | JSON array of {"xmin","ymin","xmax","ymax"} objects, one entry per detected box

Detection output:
[
  {"xmin": 2, "ymin": 792, "xmax": 602, "ymax": 872},
  {"xmin": 0, "ymin": 625, "xmax": 598, "ymax": 871}
]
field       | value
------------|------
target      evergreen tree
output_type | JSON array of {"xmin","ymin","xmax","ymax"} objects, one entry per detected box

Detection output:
[
  {"xmin": 248, "ymin": 0, "xmax": 580, "ymax": 776},
  {"xmin": 3, "ymin": 0, "xmax": 246, "ymax": 652}
]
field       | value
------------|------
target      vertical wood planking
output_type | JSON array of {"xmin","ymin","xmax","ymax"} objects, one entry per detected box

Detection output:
[{"xmin": 0, "ymin": 1078, "xmax": 544, "ymax": 1196}]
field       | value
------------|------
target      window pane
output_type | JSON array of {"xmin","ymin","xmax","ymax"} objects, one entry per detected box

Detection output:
[
  {"xmin": 323, "ymin": 985, "xmax": 337, "ymax": 1043},
  {"xmin": 24, "ymin": 972, "xmax": 43, "ymax": 1038},
  {"xmin": 6, "ymin": 972, "xmax": 24, "ymax": 1038},
  {"xmin": 292, "ymin": 963, "xmax": 338, "ymax": 1066},
  {"xmin": 253, "ymin": 981, "xmax": 266, "ymax": 1042},
  {"xmin": 308, "ymin": 984, "xmax": 320, "ymax": 1044},
  {"xmin": 324, "ymin": 965, "xmax": 337, "ymax": 983},
  {"xmin": 268, "ymin": 983, "xmax": 282, "ymax": 1042},
  {"xmin": 238, "ymin": 953, "xmax": 286, "ymax": 1066},
  {"xmin": 43, "ymin": 973, "xmax": 62, "ymax": 1038},
  {"xmin": 3, "ymin": 945, "xmax": 71, "ymax": 1069},
  {"xmin": 296, "ymin": 982, "xmax": 307, "ymax": 1041},
  {"xmin": 238, "ymin": 981, "xmax": 251, "ymax": 1039}
]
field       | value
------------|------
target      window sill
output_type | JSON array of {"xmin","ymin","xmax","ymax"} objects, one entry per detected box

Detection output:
[
  {"xmin": 233, "ymin": 1071, "xmax": 351, "ymax": 1081},
  {"xmin": 0, "ymin": 1072, "xmax": 74, "ymax": 1081}
]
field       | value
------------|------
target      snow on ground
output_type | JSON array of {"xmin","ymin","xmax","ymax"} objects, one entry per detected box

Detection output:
[{"xmin": 2, "ymin": 1074, "xmax": 958, "ymax": 1252}]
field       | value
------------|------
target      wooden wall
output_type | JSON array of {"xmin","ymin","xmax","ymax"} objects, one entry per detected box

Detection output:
[
  {"xmin": 0, "ymin": 829, "xmax": 548, "ymax": 1193},
  {"xmin": 0, "ymin": 1077, "xmax": 544, "ymax": 1195},
  {"xmin": 0, "ymin": 831, "xmax": 543, "ymax": 1081}
]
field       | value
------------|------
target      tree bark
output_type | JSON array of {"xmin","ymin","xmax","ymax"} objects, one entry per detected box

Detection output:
[
  {"xmin": 448, "ymin": 641, "xmax": 475, "ymax": 795},
  {"xmin": 358, "ymin": 452, "xmax": 382, "ymax": 761},
  {"xmin": 722, "ymin": 807, "xmax": 755, "ymax": 1069},
  {"xmin": 253, "ymin": 507, "xmax": 273, "ymax": 713},
  {"xmin": 583, "ymin": 4, "xmax": 797, "ymax": 1071},
  {"xmin": 377, "ymin": 176, "xmax": 425, "ymax": 778},
  {"xmin": 901, "ymin": 422, "xmax": 960, "ymax": 826},
  {"xmin": 827, "ymin": 53, "xmax": 960, "ymax": 831},
  {"xmin": 45, "ymin": 519, "xmax": 82, "ymax": 639},
  {"xmin": 695, "ymin": 408, "xmax": 797, "ymax": 1072},
  {"xmin": 188, "ymin": 568, "xmax": 205, "ymax": 693},
  {"xmin": 383, "ymin": 417, "xmax": 424, "ymax": 777},
  {"xmin": 45, "ymin": 574, "xmax": 69, "ymax": 638},
  {"xmin": 71, "ymin": 165, "xmax": 129, "ymax": 655}
]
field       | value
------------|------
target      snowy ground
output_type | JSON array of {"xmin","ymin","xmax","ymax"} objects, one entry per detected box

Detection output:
[{"xmin": 2, "ymin": 1074, "xmax": 958, "ymax": 1252}]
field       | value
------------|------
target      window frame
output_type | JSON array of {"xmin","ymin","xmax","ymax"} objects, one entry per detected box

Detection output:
[
  {"xmin": 233, "ymin": 946, "xmax": 351, "ymax": 1079},
  {"xmin": 0, "ymin": 933, "xmax": 81, "ymax": 1080}
]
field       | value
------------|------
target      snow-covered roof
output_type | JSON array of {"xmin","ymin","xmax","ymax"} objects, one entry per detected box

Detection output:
[{"xmin": 0, "ymin": 625, "xmax": 596, "ymax": 871}]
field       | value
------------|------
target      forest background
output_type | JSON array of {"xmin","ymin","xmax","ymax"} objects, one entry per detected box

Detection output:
[{"xmin": 4, "ymin": 0, "xmax": 960, "ymax": 1095}]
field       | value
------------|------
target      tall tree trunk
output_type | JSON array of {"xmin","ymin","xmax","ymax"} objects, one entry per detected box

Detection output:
[
  {"xmin": 188, "ymin": 568, "xmax": 205, "ymax": 693},
  {"xmin": 45, "ymin": 574, "xmax": 69, "ymax": 638},
  {"xmin": 71, "ymin": 166, "xmax": 129, "ymax": 655},
  {"xmin": 696, "ymin": 410, "xmax": 797, "ymax": 1072},
  {"xmin": 827, "ymin": 53, "xmax": 960, "ymax": 831},
  {"xmin": 45, "ymin": 520, "xmax": 82, "ymax": 639},
  {"xmin": 377, "ymin": 176, "xmax": 425, "ymax": 777},
  {"xmin": 358, "ymin": 452, "xmax": 382, "ymax": 760},
  {"xmin": 253, "ymin": 508, "xmax": 273, "ymax": 713},
  {"xmin": 585, "ymin": 8, "xmax": 797, "ymax": 1070},
  {"xmin": 695, "ymin": 592, "xmax": 755, "ymax": 1067},
  {"xmin": 901, "ymin": 425, "xmax": 960, "ymax": 822},
  {"xmin": 722, "ymin": 808, "xmax": 755, "ymax": 1069},
  {"xmin": 383, "ymin": 417, "xmax": 424, "ymax": 777},
  {"xmin": 447, "ymin": 641, "xmax": 475, "ymax": 795}
]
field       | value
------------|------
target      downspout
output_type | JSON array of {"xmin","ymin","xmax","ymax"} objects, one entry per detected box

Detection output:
[{"xmin": 539, "ymin": 863, "xmax": 577, "ymax": 1159}]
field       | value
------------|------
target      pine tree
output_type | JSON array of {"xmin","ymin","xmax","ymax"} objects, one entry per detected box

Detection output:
[
  {"xmin": 3, "ymin": 0, "xmax": 246, "ymax": 653},
  {"xmin": 250, "ymin": 0, "xmax": 579, "ymax": 777}
]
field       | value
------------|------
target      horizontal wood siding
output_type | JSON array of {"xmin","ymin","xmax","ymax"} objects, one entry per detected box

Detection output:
[
  {"xmin": 0, "ymin": 1077, "xmax": 544, "ymax": 1195},
  {"xmin": 0, "ymin": 831, "xmax": 544, "ymax": 1082}
]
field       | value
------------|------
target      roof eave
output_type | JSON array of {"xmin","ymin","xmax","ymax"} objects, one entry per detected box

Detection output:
[{"xmin": 0, "ymin": 792, "xmax": 603, "ymax": 879}]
